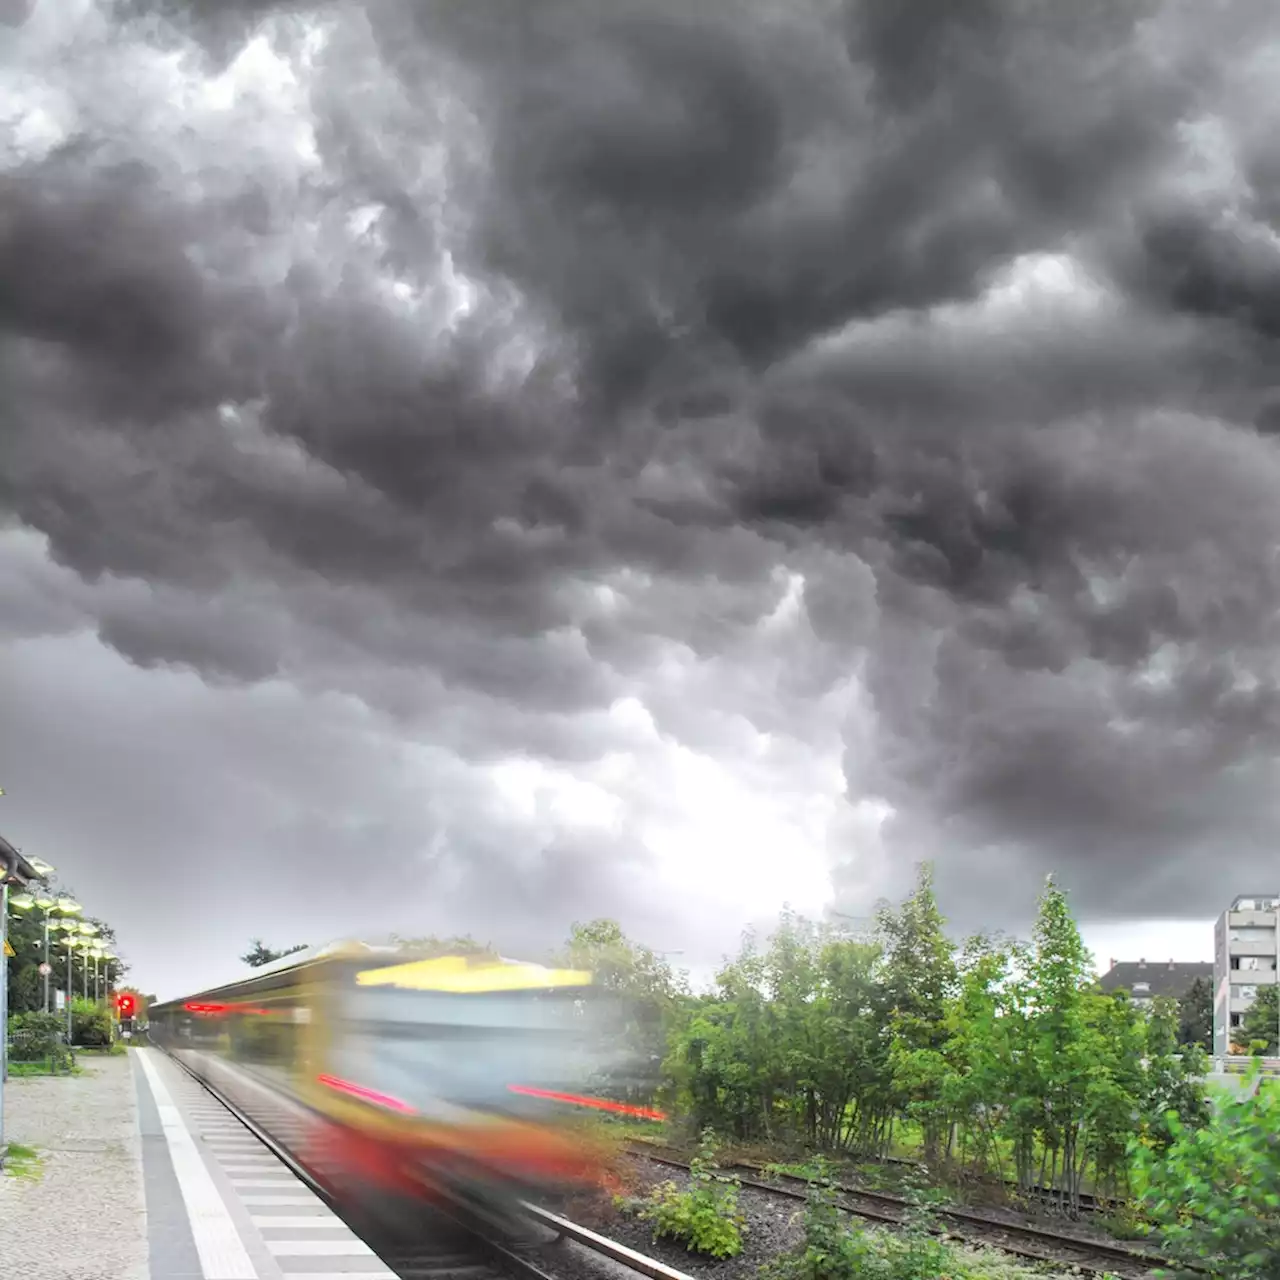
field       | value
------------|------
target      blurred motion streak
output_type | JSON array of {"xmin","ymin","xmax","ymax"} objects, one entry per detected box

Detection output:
[
  {"xmin": 506, "ymin": 1084, "xmax": 666, "ymax": 1122},
  {"xmin": 149, "ymin": 940, "xmax": 641, "ymax": 1238}
]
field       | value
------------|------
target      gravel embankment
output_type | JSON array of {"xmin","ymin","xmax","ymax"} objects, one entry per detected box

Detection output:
[
  {"xmin": 556, "ymin": 1156, "xmax": 806, "ymax": 1280},
  {"xmin": 0, "ymin": 1053, "xmax": 148, "ymax": 1280},
  {"xmin": 554, "ymin": 1154, "xmax": 1126, "ymax": 1280}
]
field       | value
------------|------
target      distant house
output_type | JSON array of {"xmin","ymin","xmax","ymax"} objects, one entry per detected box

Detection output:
[{"xmin": 1097, "ymin": 959, "xmax": 1213, "ymax": 1009}]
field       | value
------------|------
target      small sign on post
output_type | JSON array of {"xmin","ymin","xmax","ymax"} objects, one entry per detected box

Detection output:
[
  {"xmin": 55, "ymin": 989, "xmax": 65, "ymax": 1012},
  {"xmin": 38, "ymin": 962, "xmax": 51, "ymax": 976}
]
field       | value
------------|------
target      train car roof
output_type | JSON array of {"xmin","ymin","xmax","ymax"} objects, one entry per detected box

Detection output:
[{"xmin": 152, "ymin": 939, "xmax": 593, "ymax": 1009}]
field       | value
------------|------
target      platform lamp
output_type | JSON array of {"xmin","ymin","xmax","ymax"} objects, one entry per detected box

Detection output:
[{"xmin": 8, "ymin": 890, "xmax": 82, "ymax": 1014}]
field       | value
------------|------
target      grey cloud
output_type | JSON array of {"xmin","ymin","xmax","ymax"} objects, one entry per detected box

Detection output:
[{"xmin": 6, "ymin": 0, "xmax": 1280, "ymax": 961}]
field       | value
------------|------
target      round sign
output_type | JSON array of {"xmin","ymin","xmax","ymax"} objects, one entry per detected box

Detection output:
[{"xmin": 38, "ymin": 962, "xmax": 51, "ymax": 976}]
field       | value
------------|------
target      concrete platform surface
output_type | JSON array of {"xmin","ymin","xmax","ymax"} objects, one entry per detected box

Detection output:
[
  {"xmin": 2, "ymin": 1048, "xmax": 396, "ymax": 1280},
  {"xmin": 0, "ymin": 1052, "xmax": 148, "ymax": 1280}
]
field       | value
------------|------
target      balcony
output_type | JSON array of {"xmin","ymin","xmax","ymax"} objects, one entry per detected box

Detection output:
[{"xmin": 1228, "ymin": 910, "xmax": 1280, "ymax": 929}]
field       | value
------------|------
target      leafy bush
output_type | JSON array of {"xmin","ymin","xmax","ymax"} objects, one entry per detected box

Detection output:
[
  {"xmin": 70, "ymin": 998, "xmax": 112, "ymax": 1047},
  {"xmin": 6, "ymin": 1011, "xmax": 73, "ymax": 1070},
  {"xmin": 1131, "ymin": 1067, "xmax": 1280, "ymax": 1280},
  {"xmin": 635, "ymin": 1130, "xmax": 746, "ymax": 1258}
]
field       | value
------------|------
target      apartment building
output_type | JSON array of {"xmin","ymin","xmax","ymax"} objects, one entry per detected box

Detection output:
[{"xmin": 1213, "ymin": 893, "xmax": 1280, "ymax": 1057}]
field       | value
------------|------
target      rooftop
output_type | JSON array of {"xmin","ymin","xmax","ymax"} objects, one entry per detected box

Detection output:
[
  {"xmin": 1097, "ymin": 960, "xmax": 1213, "ymax": 999},
  {"xmin": 1228, "ymin": 895, "xmax": 1280, "ymax": 912}
]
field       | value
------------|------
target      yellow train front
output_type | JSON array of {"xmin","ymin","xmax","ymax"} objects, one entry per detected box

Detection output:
[{"xmin": 149, "ymin": 943, "xmax": 629, "ymax": 1238}]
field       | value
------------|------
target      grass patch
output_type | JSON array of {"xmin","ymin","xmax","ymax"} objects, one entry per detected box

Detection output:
[
  {"xmin": 3, "ymin": 1143, "xmax": 45, "ymax": 1182},
  {"xmin": 6, "ymin": 1060, "xmax": 82, "ymax": 1078}
]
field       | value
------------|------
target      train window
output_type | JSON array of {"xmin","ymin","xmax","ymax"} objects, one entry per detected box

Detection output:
[
  {"xmin": 228, "ymin": 997, "xmax": 307, "ymax": 1081},
  {"xmin": 328, "ymin": 983, "xmax": 620, "ymax": 1116}
]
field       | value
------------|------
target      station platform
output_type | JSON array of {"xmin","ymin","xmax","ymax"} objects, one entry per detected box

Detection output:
[{"xmin": 1, "ymin": 1046, "xmax": 395, "ymax": 1280}]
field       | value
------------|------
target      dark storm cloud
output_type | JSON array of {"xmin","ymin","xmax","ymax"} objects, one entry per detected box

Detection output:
[{"xmin": 6, "ymin": 0, "xmax": 1280, "ymax": 950}]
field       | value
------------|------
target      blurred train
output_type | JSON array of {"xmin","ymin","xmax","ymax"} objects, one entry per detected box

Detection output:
[{"xmin": 149, "ymin": 941, "xmax": 643, "ymax": 1239}]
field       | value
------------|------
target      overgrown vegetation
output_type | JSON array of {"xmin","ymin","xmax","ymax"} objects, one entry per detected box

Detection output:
[
  {"xmin": 628, "ymin": 1130, "xmax": 747, "ymax": 1258},
  {"xmin": 566, "ymin": 874, "xmax": 1280, "ymax": 1275},
  {"xmin": 1239, "ymin": 984, "xmax": 1278, "ymax": 1055},
  {"xmin": 563, "ymin": 868, "xmax": 1242, "ymax": 1233},
  {"xmin": 1131, "ymin": 1066, "xmax": 1280, "ymax": 1280},
  {"xmin": 629, "ymin": 870, "xmax": 1207, "ymax": 1216},
  {"xmin": 762, "ymin": 1161, "xmax": 1087, "ymax": 1280},
  {"xmin": 6, "ymin": 1010, "xmax": 75, "ymax": 1072}
]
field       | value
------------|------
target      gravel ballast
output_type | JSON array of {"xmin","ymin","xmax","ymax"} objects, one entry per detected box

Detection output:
[{"xmin": 551, "ymin": 1153, "xmax": 1115, "ymax": 1280}]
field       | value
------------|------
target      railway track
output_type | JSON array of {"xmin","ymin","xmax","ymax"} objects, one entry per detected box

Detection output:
[
  {"xmin": 630, "ymin": 1149, "xmax": 1169, "ymax": 1279},
  {"xmin": 158, "ymin": 1047, "xmax": 698, "ymax": 1280},
  {"xmin": 631, "ymin": 1138, "xmax": 1114, "ymax": 1213}
]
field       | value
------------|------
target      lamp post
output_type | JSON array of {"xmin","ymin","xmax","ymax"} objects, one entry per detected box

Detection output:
[
  {"xmin": 91, "ymin": 946, "xmax": 115, "ymax": 1005},
  {"xmin": 64, "ymin": 933, "xmax": 89, "ymax": 1043},
  {"xmin": 9, "ymin": 892, "xmax": 82, "ymax": 1013},
  {"xmin": 76, "ymin": 923, "xmax": 99, "ymax": 1002},
  {"xmin": 50, "ymin": 918, "xmax": 78, "ymax": 1012}
]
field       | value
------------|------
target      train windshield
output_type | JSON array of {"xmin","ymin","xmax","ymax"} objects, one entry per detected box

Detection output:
[{"xmin": 327, "ymin": 964, "xmax": 623, "ymax": 1119}]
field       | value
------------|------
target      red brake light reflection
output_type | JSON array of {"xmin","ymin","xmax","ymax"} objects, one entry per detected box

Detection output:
[
  {"xmin": 184, "ymin": 1002, "xmax": 228, "ymax": 1014},
  {"xmin": 507, "ymin": 1084, "xmax": 667, "ymax": 1122},
  {"xmin": 317, "ymin": 1073, "xmax": 416, "ymax": 1115}
]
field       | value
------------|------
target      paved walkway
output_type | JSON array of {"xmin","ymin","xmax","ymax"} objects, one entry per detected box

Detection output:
[
  {"xmin": 1, "ymin": 1048, "xmax": 394, "ymax": 1280},
  {"xmin": 0, "ymin": 1052, "xmax": 149, "ymax": 1280}
]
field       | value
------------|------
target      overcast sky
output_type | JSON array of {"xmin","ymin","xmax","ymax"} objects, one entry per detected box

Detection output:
[{"xmin": 3, "ymin": 0, "xmax": 1278, "ymax": 1000}]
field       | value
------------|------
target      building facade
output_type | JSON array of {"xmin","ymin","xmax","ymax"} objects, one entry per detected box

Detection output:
[{"xmin": 1212, "ymin": 894, "xmax": 1280, "ymax": 1058}]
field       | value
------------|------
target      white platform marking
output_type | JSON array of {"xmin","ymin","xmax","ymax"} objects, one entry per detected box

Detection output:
[
  {"xmin": 240, "ymin": 1195, "xmax": 324, "ymax": 1206},
  {"xmin": 136, "ymin": 1050, "xmax": 258, "ymax": 1280},
  {"xmin": 281, "ymin": 1274, "xmax": 395, "ymax": 1280},
  {"xmin": 265, "ymin": 1239, "xmax": 375, "ymax": 1256},
  {"xmin": 250, "ymin": 1216, "xmax": 348, "ymax": 1229}
]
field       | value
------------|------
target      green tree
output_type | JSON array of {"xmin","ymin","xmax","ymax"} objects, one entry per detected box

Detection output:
[
  {"xmin": 240, "ymin": 940, "xmax": 308, "ymax": 968},
  {"xmin": 1240, "ymin": 985, "xmax": 1279, "ymax": 1054},
  {"xmin": 1176, "ymin": 975, "xmax": 1213, "ymax": 1052},
  {"xmin": 875, "ymin": 863, "xmax": 957, "ymax": 1165},
  {"xmin": 1017, "ymin": 875, "xmax": 1097, "ymax": 1210},
  {"xmin": 1133, "ymin": 1068, "xmax": 1280, "ymax": 1279}
]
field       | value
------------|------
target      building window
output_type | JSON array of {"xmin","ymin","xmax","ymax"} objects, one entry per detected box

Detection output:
[
  {"xmin": 1132, "ymin": 982, "xmax": 1150, "ymax": 994},
  {"xmin": 1231, "ymin": 985, "xmax": 1258, "ymax": 1001},
  {"xmin": 1230, "ymin": 927, "xmax": 1275, "ymax": 942},
  {"xmin": 1230, "ymin": 1012, "xmax": 1242, "ymax": 1027}
]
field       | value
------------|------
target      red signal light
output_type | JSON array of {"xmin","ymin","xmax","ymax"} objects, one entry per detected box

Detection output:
[{"xmin": 117, "ymin": 994, "xmax": 136, "ymax": 1016}]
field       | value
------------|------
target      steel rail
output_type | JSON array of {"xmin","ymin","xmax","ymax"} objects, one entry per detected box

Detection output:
[
  {"xmin": 630, "ymin": 1138, "xmax": 1113, "ymax": 1213},
  {"xmin": 519, "ymin": 1204, "xmax": 698, "ymax": 1280}
]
